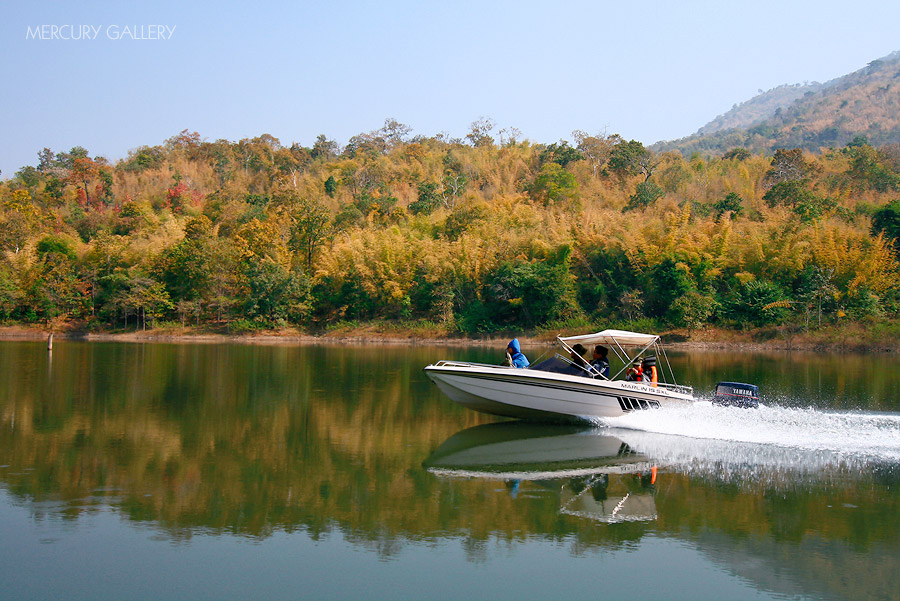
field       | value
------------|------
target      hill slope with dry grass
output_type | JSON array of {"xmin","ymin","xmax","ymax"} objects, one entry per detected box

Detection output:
[{"xmin": 656, "ymin": 51, "xmax": 900, "ymax": 156}]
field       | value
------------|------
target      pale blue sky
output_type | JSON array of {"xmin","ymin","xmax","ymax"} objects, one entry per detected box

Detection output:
[{"xmin": 2, "ymin": 0, "xmax": 899, "ymax": 176}]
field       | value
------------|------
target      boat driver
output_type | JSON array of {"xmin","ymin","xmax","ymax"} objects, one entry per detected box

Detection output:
[{"xmin": 625, "ymin": 358, "xmax": 643, "ymax": 381}]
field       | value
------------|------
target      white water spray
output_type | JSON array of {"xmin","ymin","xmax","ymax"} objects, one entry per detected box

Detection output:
[{"xmin": 591, "ymin": 404, "xmax": 900, "ymax": 481}]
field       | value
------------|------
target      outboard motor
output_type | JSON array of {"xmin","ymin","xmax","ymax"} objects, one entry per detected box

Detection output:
[{"xmin": 712, "ymin": 382, "xmax": 759, "ymax": 408}]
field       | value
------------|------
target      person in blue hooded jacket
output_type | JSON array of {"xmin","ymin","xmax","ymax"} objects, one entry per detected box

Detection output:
[{"xmin": 505, "ymin": 339, "xmax": 530, "ymax": 368}]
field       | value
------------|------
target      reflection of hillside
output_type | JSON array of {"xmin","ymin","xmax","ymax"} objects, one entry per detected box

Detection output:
[
  {"xmin": 2, "ymin": 341, "xmax": 899, "ymax": 597},
  {"xmin": 691, "ymin": 532, "xmax": 899, "ymax": 601}
]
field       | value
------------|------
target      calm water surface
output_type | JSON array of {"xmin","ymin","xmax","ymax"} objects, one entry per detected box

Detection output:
[{"xmin": 1, "ymin": 341, "xmax": 898, "ymax": 601}]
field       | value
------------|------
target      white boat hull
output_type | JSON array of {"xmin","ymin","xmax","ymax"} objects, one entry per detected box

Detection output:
[{"xmin": 424, "ymin": 362, "xmax": 694, "ymax": 421}]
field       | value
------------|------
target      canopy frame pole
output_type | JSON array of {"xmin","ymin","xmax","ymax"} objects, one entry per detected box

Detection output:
[
  {"xmin": 609, "ymin": 339, "xmax": 632, "ymax": 379},
  {"xmin": 658, "ymin": 343, "xmax": 678, "ymax": 386},
  {"xmin": 555, "ymin": 336, "xmax": 601, "ymax": 377}
]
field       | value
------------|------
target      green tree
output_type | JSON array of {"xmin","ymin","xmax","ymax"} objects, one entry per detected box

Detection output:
[
  {"xmin": 14, "ymin": 165, "xmax": 43, "ymax": 188},
  {"xmin": 131, "ymin": 277, "xmax": 173, "ymax": 329},
  {"xmin": 725, "ymin": 279, "xmax": 789, "ymax": 327},
  {"xmin": 81, "ymin": 232, "xmax": 127, "ymax": 316},
  {"xmin": 618, "ymin": 290, "xmax": 644, "ymax": 322},
  {"xmin": 290, "ymin": 196, "xmax": 331, "ymax": 271},
  {"xmin": 119, "ymin": 145, "xmax": 165, "ymax": 172},
  {"xmin": 242, "ymin": 260, "xmax": 310, "ymax": 324},
  {"xmin": 35, "ymin": 235, "xmax": 76, "ymax": 261},
  {"xmin": 176, "ymin": 299, "xmax": 203, "ymax": 328},
  {"xmin": 0, "ymin": 266, "xmax": 23, "ymax": 319},
  {"xmin": 872, "ymin": 200, "xmax": 900, "ymax": 254},
  {"xmin": 528, "ymin": 163, "xmax": 579, "ymax": 206},
  {"xmin": 539, "ymin": 141, "xmax": 583, "ymax": 167},
  {"xmin": 796, "ymin": 265, "xmax": 837, "ymax": 327},
  {"xmin": 623, "ymin": 181, "xmax": 663, "ymax": 212},
  {"xmin": 467, "ymin": 247, "xmax": 579, "ymax": 330},
  {"xmin": 109, "ymin": 275, "xmax": 172, "ymax": 330},
  {"xmin": 155, "ymin": 215, "xmax": 216, "ymax": 302},
  {"xmin": 670, "ymin": 290, "xmax": 718, "ymax": 333},
  {"xmin": 646, "ymin": 258, "xmax": 692, "ymax": 317},
  {"xmin": 609, "ymin": 139, "xmax": 658, "ymax": 181},
  {"xmin": 311, "ymin": 135, "xmax": 339, "ymax": 160},
  {"xmin": 763, "ymin": 181, "xmax": 835, "ymax": 221},
  {"xmin": 324, "ymin": 175, "xmax": 338, "ymax": 197},
  {"xmin": 846, "ymin": 144, "xmax": 900, "ymax": 192},
  {"xmin": 26, "ymin": 235, "xmax": 88, "ymax": 322},
  {"xmin": 713, "ymin": 192, "xmax": 744, "ymax": 220},
  {"xmin": 722, "ymin": 147, "xmax": 751, "ymax": 161},
  {"xmin": 408, "ymin": 182, "xmax": 442, "ymax": 215}
]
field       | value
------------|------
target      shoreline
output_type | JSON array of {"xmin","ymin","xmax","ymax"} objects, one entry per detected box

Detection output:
[{"xmin": 1, "ymin": 325, "xmax": 897, "ymax": 353}]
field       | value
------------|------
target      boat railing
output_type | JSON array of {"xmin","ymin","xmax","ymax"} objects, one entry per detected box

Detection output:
[
  {"xmin": 431, "ymin": 360, "xmax": 510, "ymax": 369},
  {"xmin": 656, "ymin": 382, "xmax": 693, "ymax": 395}
]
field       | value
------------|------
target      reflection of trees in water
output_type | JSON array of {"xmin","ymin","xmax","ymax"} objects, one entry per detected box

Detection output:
[
  {"xmin": 655, "ymin": 465, "xmax": 900, "ymax": 549},
  {"xmin": 1, "ymin": 342, "xmax": 899, "ymax": 567},
  {"xmin": 0, "ymin": 342, "xmax": 492, "ymax": 543}
]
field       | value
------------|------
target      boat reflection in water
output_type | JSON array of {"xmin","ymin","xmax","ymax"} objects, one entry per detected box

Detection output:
[
  {"xmin": 424, "ymin": 414, "xmax": 900, "ymax": 527},
  {"xmin": 423, "ymin": 422, "xmax": 659, "ymax": 523}
]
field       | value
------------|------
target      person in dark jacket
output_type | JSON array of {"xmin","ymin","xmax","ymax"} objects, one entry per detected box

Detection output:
[
  {"xmin": 505, "ymin": 339, "xmax": 530, "ymax": 368},
  {"xmin": 591, "ymin": 345, "xmax": 610, "ymax": 379}
]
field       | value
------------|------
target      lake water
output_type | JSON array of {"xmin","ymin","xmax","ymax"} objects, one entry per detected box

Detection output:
[{"xmin": 1, "ymin": 340, "xmax": 898, "ymax": 601}]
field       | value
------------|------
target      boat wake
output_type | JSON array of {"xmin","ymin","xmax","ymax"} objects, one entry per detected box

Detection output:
[{"xmin": 594, "ymin": 403, "xmax": 900, "ymax": 465}]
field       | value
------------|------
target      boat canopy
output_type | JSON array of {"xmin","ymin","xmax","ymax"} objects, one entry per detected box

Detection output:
[{"xmin": 559, "ymin": 329, "xmax": 659, "ymax": 347}]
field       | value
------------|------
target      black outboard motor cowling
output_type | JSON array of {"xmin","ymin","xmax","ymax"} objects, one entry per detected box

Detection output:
[{"xmin": 712, "ymin": 382, "xmax": 759, "ymax": 408}]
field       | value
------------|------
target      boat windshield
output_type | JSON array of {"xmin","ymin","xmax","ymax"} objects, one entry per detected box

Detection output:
[{"xmin": 529, "ymin": 356, "xmax": 588, "ymax": 376}]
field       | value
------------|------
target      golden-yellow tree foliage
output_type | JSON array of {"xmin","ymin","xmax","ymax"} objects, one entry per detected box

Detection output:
[
  {"xmin": 234, "ymin": 217, "xmax": 291, "ymax": 268},
  {"xmin": 319, "ymin": 226, "xmax": 428, "ymax": 314},
  {"xmin": 810, "ymin": 223, "xmax": 897, "ymax": 294},
  {"xmin": 728, "ymin": 218, "xmax": 811, "ymax": 281}
]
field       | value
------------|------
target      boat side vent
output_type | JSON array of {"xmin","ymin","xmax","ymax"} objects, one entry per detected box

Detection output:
[{"xmin": 617, "ymin": 397, "xmax": 661, "ymax": 412}]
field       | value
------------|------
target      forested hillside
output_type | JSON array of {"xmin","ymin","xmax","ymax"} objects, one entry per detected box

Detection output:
[
  {"xmin": 2, "ymin": 120, "xmax": 900, "ymax": 340},
  {"xmin": 657, "ymin": 51, "xmax": 900, "ymax": 157}
]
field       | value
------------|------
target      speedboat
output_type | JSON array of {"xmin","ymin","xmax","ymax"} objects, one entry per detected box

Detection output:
[{"xmin": 424, "ymin": 329, "xmax": 694, "ymax": 421}]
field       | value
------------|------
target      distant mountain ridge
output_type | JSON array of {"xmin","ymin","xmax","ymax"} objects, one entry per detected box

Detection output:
[
  {"xmin": 695, "ymin": 82, "xmax": 823, "ymax": 135},
  {"xmin": 655, "ymin": 51, "xmax": 900, "ymax": 156}
]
